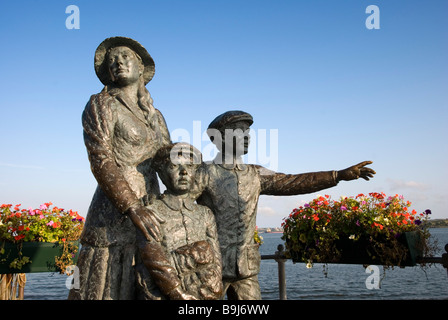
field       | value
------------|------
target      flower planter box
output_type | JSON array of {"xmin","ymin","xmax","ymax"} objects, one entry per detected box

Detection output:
[
  {"xmin": 288, "ymin": 231, "xmax": 423, "ymax": 267},
  {"xmin": 0, "ymin": 241, "xmax": 79, "ymax": 274},
  {"xmin": 282, "ymin": 193, "xmax": 432, "ymax": 269}
]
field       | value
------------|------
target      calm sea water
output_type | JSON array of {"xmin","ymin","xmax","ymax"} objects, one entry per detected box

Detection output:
[{"xmin": 22, "ymin": 228, "xmax": 448, "ymax": 300}]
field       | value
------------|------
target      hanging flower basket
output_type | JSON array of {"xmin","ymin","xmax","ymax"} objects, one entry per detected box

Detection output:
[
  {"xmin": 0, "ymin": 203, "xmax": 84, "ymax": 274},
  {"xmin": 337, "ymin": 230, "xmax": 423, "ymax": 266},
  {"xmin": 287, "ymin": 231, "xmax": 423, "ymax": 266},
  {"xmin": 282, "ymin": 193, "xmax": 432, "ymax": 268},
  {"xmin": 0, "ymin": 240, "xmax": 80, "ymax": 274}
]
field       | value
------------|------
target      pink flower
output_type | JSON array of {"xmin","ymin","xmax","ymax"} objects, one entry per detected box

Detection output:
[
  {"xmin": 39, "ymin": 214, "xmax": 45, "ymax": 219},
  {"xmin": 340, "ymin": 206, "xmax": 347, "ymax": 211},
  {"xmin": 28, "ymin": 207, "xmax": 35, "ymax": 215},
  {"xmin": 46, "ymin": 220, "xmax": 54, "ymax": 226},
  {"xmin": 40, "ymin": 204, "xmax": 48, "ymax": 210}
]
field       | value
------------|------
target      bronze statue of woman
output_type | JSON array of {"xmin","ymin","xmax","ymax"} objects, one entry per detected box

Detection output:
[{"xmin": 68, "ymin": 37, "xmax": 171, "ymax": 300}]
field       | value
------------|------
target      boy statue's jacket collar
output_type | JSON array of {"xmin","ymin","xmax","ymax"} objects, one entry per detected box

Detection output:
[
  {"xmin": 212, "ymin": 153, "xmax": 247, "ymax": 171},
  {"xmin": 160, "ymin": 192, "xmax": 195, "ymax": 211}
]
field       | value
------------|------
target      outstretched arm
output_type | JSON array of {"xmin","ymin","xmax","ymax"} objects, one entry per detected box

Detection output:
[
  {"xmin": 259, "ymin": 168, "xmax": 339, "ymax": 195},
  {"xmin": 259, "ymin": 161, "xmax": 375, "ymax": 195}
]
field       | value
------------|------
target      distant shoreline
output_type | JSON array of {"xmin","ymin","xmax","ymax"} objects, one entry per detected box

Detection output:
[
  {"xmin": 423, "ymin": 218, "xmax": 448, "ymax": 228},
  {"xmin": 258, "ymin": 227, "xmax": 283, "ymax": 234}
]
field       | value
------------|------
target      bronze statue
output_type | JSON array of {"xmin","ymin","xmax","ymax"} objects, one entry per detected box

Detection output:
[
  {"xmin": 135, "ymin": 143, "xmax": 222, "ymax": 300},
  {"xmin": 195, "ymin": 110, "xmax": 376, "ymax": 299},
  {"xmin": 69, "ymin": 37, "xmax": 172, "ymax": 300},
  {"xmin": 72, "ymin": 37, "xmax": 376, "ymax": 300}
]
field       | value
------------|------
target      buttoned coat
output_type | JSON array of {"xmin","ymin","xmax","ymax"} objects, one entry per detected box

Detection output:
[
  {"xmin": 69, "ymin": 88, "xmax": 170, "ymax": 300},
  {"xmin": 135, "ymin": 193, "xmax": 222, "ymax": 300}
]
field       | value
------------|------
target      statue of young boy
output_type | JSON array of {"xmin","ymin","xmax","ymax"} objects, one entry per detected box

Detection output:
[
  {"xmin": 135, "ymin": 142, "xmax": 223, "ymax": 300},
  {"xmin": 195, "ymin": 110, "xmax": 376, "ymax": 300}
]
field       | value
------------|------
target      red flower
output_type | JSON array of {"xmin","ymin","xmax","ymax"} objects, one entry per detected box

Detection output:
[
  {"xmin": 373, "ymin": 222, "xmax": 384, "ymax": 230},
  {"xmin": 14, "ymin": 234, "xmax": 25, "ymax": 241},
  {"xmin": 369, "ymin": 192, "xmax": 385, "ymax": 200}
]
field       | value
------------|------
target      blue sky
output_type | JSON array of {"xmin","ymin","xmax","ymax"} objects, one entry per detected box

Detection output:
[{"xmin": 0, "ymin": 0, "xmax": 447, "ymax": 227}]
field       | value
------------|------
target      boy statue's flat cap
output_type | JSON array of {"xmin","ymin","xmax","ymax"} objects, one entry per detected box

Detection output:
[{"xmin": 207, "ymin": 110, "xmax": 253, "ymax": 132}]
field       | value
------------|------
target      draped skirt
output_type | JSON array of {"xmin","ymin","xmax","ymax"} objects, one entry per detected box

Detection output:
[{"xmin": 68, "ymin": 186, "xmax": 138, "ymax": 300}]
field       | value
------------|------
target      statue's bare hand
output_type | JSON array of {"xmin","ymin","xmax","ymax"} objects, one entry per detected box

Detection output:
[
  {"xmin": 338, "ymin": 161, "xmax": 376, "ymax": 181},
  {"xmin": 126, "ymin": 205, "xmax": 165, "ymax": 242}
]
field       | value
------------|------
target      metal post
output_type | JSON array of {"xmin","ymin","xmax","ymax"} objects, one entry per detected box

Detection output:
[
  {"xmin": 275, "ymin": 244, "xmax": 287, "ymax": 300},
  {"xmin": 442, "ymin": 244, "xmax": 448, "ymax": 282}
]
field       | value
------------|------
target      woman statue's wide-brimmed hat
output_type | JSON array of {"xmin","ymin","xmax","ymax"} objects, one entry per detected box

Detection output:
[{"xmin": 94, "ymin": 36, "xmax": 155, "ymax": 86}]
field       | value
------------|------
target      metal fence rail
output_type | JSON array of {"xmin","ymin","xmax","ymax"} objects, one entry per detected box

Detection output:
[{"xmin": 260, "ymin": 243, "xmax": 448, "ymax": 300}]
